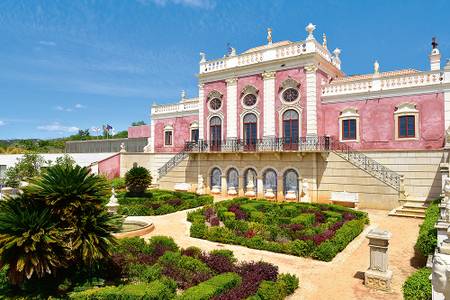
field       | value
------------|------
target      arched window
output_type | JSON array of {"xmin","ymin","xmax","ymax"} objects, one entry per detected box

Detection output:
[
  {"xmin": 244, "ymin": 168, "xmax": 257, "ymax": 192},
  {"xmin": 210, "ymin": 168, "xmax": 222, "ymax": 188},
  {"xmin": 227, "ymin": 168, "xmax": 239, "ymax": 189},
  {"xmin": 282, "ymin": 110, "xmax": 299, "ymax": 150},
  {"xmin": 263, "ymin": 169, "xmax": 277, "ymax": 195},
  {"xmin": 283, "ymin": 169, "xmax": 299, "ymax": 198},
  {"xmin": 210, "ymin": 116, "xmax": 222, "ymax": 151},
  {"xmin": 243, "ymin": 113, "xmax": 257, "ymax": 151}
]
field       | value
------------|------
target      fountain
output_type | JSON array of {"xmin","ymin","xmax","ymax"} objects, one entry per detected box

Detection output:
[{"xmin": 107, "ymin": 188, "xmax": 154, "ymax": 238}]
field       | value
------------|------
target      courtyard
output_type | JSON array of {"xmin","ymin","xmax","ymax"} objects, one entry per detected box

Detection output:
[{"xmin": 141, "ymin": 205, "xmax": 423, "ymax": 300}]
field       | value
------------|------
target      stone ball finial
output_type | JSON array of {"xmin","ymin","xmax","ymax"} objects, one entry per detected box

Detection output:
[{"xmin": 305, "ymin": 23, "xmax": 316, "ymax": 40}]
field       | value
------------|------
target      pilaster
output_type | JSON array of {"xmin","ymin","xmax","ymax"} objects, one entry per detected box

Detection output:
[
  {"xmin": 262, "ymin": 71, "xmax": 276, "ymax": 137},
  {"xmin": 226, "ymin": 78, "xmax": 238, "ymax": 139},
  {"xmin": 444, "ymin": 62, "xmax": 450, "ymax": 130},
  {"xmin": 221, "ymin": 175, "xmax": 227, "ymax": 196},
  {"xmin": 257, "ymin": 176, "xmax": 264, "ymax": 198},
  {"xmin": 198, "ymin": 83, "xmax": 205, "ymax": 139},
  {"xmin": 305, "ymin": 64, "xmax": 318, "ymax": 136},
  {"xmin": 238, "ymin": 176, "xmax": 245, "ymax": 196}
]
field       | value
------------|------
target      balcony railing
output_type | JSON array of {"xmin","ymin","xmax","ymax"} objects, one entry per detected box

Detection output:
[{"xmin": 185, "ymin": 136, "xmax": 331, "ymax": 153}]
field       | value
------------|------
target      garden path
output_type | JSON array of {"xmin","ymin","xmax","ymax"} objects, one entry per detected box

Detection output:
[{"xmin": 141, "ymin": 208, "xmax": 423, "ymax": 300}]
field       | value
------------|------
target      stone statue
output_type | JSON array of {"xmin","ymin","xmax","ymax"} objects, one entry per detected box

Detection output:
[
  {"xmin": 120, "ymin": 142, "xmax": 126, "ymax": 153},
  {"xmin": 199, "ymin": 52, "xmax": 206, "ymax": 63},
  {"xmin": 300, "ymin": 180, "xmax": 310, "ymax": 202},
  {"xmin": 267, "ymin": 28, "xmax": 272, "ymax": 44},
  {"xmin": 245, "ymin": 173, "xmax": 256, "ymax": 197},
  {"xmin": 106, "ymin": 187, "xmax": 119, "ymax": 214},
  {"xmin": 374, "ymin": 60, "xmax": 380, "ymax": 74},
  {"xmin": 229, "ymin": 47, "xmax": 236, "ymax": 56},
  {"xmin": 196, "ymin": 175, "xmax": 205, "ymax": 195},
  {"xmin": 432, "ymin": 253, "xmax": 450, "ymax": 299}
]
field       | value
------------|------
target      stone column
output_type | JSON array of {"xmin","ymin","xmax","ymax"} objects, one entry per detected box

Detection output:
[
  {"xmin": 364, "ymin": 229, "xmax": 393, "ymax": 291},
  {"xmin": 262, "ymin": 71, "xmax": 276, "ymax": 137},
  {"xmin": 198, "ymin": 83, "xmax": 205, "ymax": 140},
  {"xmin": 305, "ymin": 64, "xmax": 318, "ymax": 136},
  {"xmin": 257, "ymin": 176, "xmax": 264, "ymax": 198},
  {"xmin": 221, "ymin": 175, "xmax": 227, "ymax": 196},
  {"xmin": 238, "ymin": 176, "xmax": 245, "ymax": 197},
  {"xmin": 225, "ymin": 78, "xmax": 238, "ymax": 139}
]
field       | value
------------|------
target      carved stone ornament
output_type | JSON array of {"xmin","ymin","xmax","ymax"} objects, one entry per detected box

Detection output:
[
  {"xmin": 207, "ymin": 90, "xmax": 223, "ymax": 101},
  {"xmin": 432, "ymin": 253, "xmax": 450, "ymax": 299},
  {"xmin": 241, "ymin": 85, "xmax": 259, "ymax": 97},
  {"xmin": 304, "ymin": 64, "xmax": 318, "ymax": 73},
  {"xmin": 280, "ymin": 77, "xmax": 300, "ymax": 91},
  {"xmin": 262, "ymin": 71, "xmax": 276, "ymax": 80}
]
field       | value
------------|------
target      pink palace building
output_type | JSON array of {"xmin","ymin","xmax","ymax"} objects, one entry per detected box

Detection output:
[{"xmin": 123, "ymin": 23, "xmax": 450, "ymax": 216}]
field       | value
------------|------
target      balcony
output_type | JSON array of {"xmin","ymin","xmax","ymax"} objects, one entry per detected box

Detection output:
[{"xmin": 184, "ymin": 136, "xmax": 331, "ymax": 153}]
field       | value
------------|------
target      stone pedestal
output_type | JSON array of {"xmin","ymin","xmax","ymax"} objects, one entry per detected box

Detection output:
[
  {"xmin": 364, "ymin": 229, "xmax": 392, "ymax": 291},
  {"xmin": 432, "ymin": 252, "xmax": 450, "ymax": 300},
  {"xmin": 227, "ymin": 186, "xmax": 237, "ymax": 196},
  {"xmin": 106, "ymin": 188, "xmax": 119, "ymax": 214},
  {"xmin": 211, "ymin": 185, "xmax": 221, "ymax": 194},
  {"xmin": 285, "ymin": 190, "xmax": 297, "ymax": 201},
  {"xmin": 196, "ymin": 175, "xmax": 205, "ymax": 195},
  {"xmin": 245, "ymin": 180, "xmax": 256, "ymax": 198},
  {"xmin": 264, "ymin": 188, "xmax": 275, "ymax": 200}
]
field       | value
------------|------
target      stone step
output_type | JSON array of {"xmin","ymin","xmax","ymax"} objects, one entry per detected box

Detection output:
[{"xmin": 388, "ymin": 206, "xmax": 426, "ymax": 219}]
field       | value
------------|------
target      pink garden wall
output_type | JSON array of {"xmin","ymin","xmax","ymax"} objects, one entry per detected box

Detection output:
[
  {"xmin": 98, "ymin": 153, "xmax": 120, "ymax": 179},
  {"xmin": 320, "ymin": 92, "xmax": 444, "ymax": 150},
  {"xmin": 154, "ymin": 115, "xmax": 198, "ymax": 153}
]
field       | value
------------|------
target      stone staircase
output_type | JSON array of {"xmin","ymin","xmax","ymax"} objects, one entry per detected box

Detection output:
[{"xmin": 388, "ymin": 197, "xmax": 431, "ymax": 218}]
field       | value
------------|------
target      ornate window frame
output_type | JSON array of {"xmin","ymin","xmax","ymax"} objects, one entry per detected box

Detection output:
[
  {"xmin": 163, "ymin": 124, "xmax": 174, "ymax": 146},
  {"xmin": 240, "ymin": 110, "xmax": 260, "ymax": 140},
  {"xmin": 207, "ymin": 90, "xmax": 223, "ymax": 113},
  {"xmin": 190, "ymin": 121, "xmax": 199, "ymax": 142},
  {"xmin": 278, "ymin": 106, "xmax": 302, "ymax": 140},
  {"xmin": 394, "ymin": 103, "xmax": 419, "ymax": 141},
  {"xmin": 338, "ymin": 108, "xmax": 360, "ymax": 142},
  {"xmin": 207, "ymin": 113, "xmax": 224, "ymax": 142},
  {"xmin": 279, "ymin": 77, "xmax": 301, "ymax": 105},
  {"xmin": 240, "ymin": 85, "xmax": 259, "ymax": 109}
]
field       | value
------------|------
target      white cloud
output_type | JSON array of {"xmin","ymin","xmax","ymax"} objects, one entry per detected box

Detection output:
[
  {"xmin": 55, "ymin": 105, "xmax": 73, "ymax": 112},
  {"xmin": 39, "ymin": 40, "xmax": 56, "ymax": 47},
  {"xmin": 37, "ymin": 122, "xmax": 79, "ymax": 133},
  {"xmin": 74, "ymin": 103, "xmax": 86, "ymax": 109},
  {"xmin": 139, "ymin": 0, "xmax": 214, "ymax": 9},
  {"xmin": 0, "ymin": 121, "xmax": 5, "ymax": 126}
]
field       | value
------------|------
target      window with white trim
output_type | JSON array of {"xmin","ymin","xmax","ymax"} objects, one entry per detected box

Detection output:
[
  {"xmin": 394, "ymin": 103, "xmax": 419, "ymax": 140},
  {"xmin": 339, "ymin": 108, "xmax": 359, "ymax": 142},
  {"xmin": 164, "ymin": 125, "xmax": 173, "ymax": 146}
]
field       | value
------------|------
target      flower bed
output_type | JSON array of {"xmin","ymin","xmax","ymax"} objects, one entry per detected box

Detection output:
[
  {"xmin": 117, "ymin": 189, "xmax": 213, "ymax": 216},
  {"xmin": 188, "ymin": 198, "xmax": 369, "ymax": 261},
  {"xmin": 70, "ymin": 236, "xmax": 299, "ymax": 300}
]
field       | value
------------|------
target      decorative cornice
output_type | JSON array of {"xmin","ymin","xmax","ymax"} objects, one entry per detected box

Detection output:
[
  {"xmin": 304, "ymin": 64, "xmax": 318, "ymax": 73},
  {"xmin": 262, "ymin": 71, "xmax": 276, "ymax": 80}
]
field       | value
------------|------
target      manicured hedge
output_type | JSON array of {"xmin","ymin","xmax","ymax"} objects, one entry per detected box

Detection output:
[
  {"xmin": 402, "ymin": 268, "xmax": 432, "ymax": 300},
  {"xmin": 188, "ymin": 198, "xmax": 368, "ymax": 261},
  {"xmin": 415, "ymin": 200, "xmax": 440, "ymax": 257},
  {"xmin": 69, "ymin": 280, "xmax": 176, "ymax": 299},
  {"xmin": 176, "ymin": 272, "xmax": 241, "ymax": 300},
  {"xmin": 118, "ymin": 190, "xmax": 213, "ymax": 216}
]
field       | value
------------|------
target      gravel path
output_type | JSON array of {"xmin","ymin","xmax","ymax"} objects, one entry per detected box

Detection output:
[{"xmin": 140, "ymin": 207, "xmax": 423, "ymax": 300}]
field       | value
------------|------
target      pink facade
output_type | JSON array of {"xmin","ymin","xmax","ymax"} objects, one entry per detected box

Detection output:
[
  {"xmin": 128, "ymin": 125, "xmax": 150, "ymax": 138},
  {"xmin": 237, "ymin": 74, "xmax": 264, "ymax": 139},
  {"xmin": 154, "ymin": 115, "xmax": 198, "ymax": 153},
  {"xmin": 98, "ymin": 153, "xmax": 120, "ymax": 179},
  {"xmin": 320, "ymin": 93, "xmax": 445, "ymax": 150},
  {"xmin": 203, "ymin": 81, "xmax": 227, "ymax": 140}
]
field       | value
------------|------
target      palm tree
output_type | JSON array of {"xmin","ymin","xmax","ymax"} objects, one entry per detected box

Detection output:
[{"xmin": 0, "ymin": 196, "xmax": 68, "ymax": 285}]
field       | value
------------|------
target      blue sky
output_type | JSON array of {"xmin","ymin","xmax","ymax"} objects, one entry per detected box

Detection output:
[{"xmin": 0, "ymin": 0, "xmax": 449, "ymax": 139}]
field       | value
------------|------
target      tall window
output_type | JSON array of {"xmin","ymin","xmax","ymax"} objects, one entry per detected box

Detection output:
[
  {"xmin": 210, "ymin": 116, "xmax": 222, "ymax": 151},
  {"xmin": 282, "ymin": 110, "xmax": 299, "ymax": 150},
  {"xmin": 243, "ymin": 113, "xmax": 257, "ymax": 150},
  {"xmin": 342, "ymin": 119, "xmax": 357, "ymax": 140},
  {"xmin": 398, "ymin": 115, "xmax": 415, "ymax": 138},
  {"xmin": 164, "ymin": 130, "xmax": 173, "ymax": 146},
  {"xmin": 191, "ymin": 129, "xmax": 199, "ymax": 142}
]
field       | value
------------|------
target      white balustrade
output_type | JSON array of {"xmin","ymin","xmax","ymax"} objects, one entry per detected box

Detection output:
[{"xmin": 152, "ymin": 99, "xmax": 199, "ymax": 115}]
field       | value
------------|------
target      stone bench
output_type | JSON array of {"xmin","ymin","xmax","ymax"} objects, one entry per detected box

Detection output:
[
  {"xmin": 174, "ymin": 183, "xmax": 191, "ymax": 192},
  {"xmin": 330, "ymin": 191, "xmax": 359, "ymax": 208}
]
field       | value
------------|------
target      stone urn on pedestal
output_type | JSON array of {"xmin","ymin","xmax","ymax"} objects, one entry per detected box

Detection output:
[
  {"xmin": 106, "ymin": 188, "xmax": 120, "ymax": 214},
  {"xmin": 285, "ymin": 190, "xmax": 297, "ymax": 201},
  {"xmin": 244, "ymin": 180, "xmax": 256, "ymax": 198},
  {"xmin": 211, "ymin": 185, "xmax": 221, "ymax": 194},
  {"xmin": 227, "ymin": 186, "xmax": 237, "ymax": 196}
]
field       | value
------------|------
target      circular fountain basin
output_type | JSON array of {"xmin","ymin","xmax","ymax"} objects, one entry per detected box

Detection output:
[{"xmin": 114, "ymin": 217, "xmax": 154, "ymax": 239}]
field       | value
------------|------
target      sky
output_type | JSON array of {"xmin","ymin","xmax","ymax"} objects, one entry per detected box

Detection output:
[{"xmin": 0, "ymin": 0, "xmax": 449, "ymax": 139}]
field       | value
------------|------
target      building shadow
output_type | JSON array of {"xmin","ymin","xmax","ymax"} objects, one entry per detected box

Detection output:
[{"xmin": 353, "ymin": 271, "xmax": 365, "ymax": 283}]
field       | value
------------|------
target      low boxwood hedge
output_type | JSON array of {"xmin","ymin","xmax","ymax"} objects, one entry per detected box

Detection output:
[
  {"xmin": 176, "ymin": 272, "xmax": 241, "ymax": 300},
  {"xmin": 188, "ymin": 198, "xmax": 368, "ymax": 261},
  {"xmin": 118, "ymin": 190, "xmax": 213, "ymax": 216},
  {"xmin": 402, "ymin": 268, "xmax": 432, "ymax": 300},
  {"xmin": 415, "ymin": 200, "xmax": 440, "ymax": 257}
]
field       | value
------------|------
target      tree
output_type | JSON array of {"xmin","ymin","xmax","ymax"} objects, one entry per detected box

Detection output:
[
  {"xmin": 131, "ymin": 121, "xmax": 146, "ymax": 126},
  {"xmin": 125, "ymin": 166, "xmax": 152, "ymax": 196},
  {"xmin": 113, "ymin": 130, "xmax": 128, "ymax": 139},
  {"xmin": 54, "ymin": 154, "xmax": 76, "ymax": 168},
  {"xmin": 3, "ymin": 153, "xmax": 47, "ymax": 188}
]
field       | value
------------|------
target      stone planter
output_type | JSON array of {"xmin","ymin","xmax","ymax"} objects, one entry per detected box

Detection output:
[
  {"xmin": 228, "ymin": 186, "xmax": 237, "ymax": 196},
  {"xmin": 285, "ymin": 190, "xmax": 297, "ymax": 201},
  {"xmin": 211, "ymin": 185, "xmax": 221, "ymax": 194},
  {"xmin": 264, "ymin": 188, "xmax": 275, "ymax": 199}
]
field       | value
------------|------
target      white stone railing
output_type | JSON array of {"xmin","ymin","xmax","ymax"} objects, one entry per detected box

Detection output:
[
  {"xmin": 152, "ymin": 99, "xmax": 199, "ymax": 115},
  {"xmin": 322, "ymin": 70, "xmax": 443, "ymax": 97},
  {"xmin": 199, "ymin": 39, "xmax": 332, "ymax": 74}
]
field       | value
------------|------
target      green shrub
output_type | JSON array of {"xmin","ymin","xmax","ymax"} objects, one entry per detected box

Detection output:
[
  {"xmin": 277, "ymin": 273, "xmax": 299, "ymax": 295},
  {"xmin": 110, "ymin": 177, "xmax": 126, "ymax": 190},
  {"xmin": 324, "ymin": 210, "xmax": 342, "ymax": 221},
  {"xmin": 190, "ymin": 222, "xmax": 207, "ymax": 238},
  {"xmin": 114, "ymin": 237, "xmax": 149, "ymax": 254},
  {"xmin": 158, "ymin": 251, "xmax": 211, "ymax": 274},
  {"xmin": 223, "ymin": 211, "xmax": 236, "ymax": 221},
  {"xmin": 147, "ymin": 236, "xmax": 179, "ymax": 255},
  {"xmin": 402, "ymin": 268, "xmax": 432, "ymax": 300},
  {"xmin": 125, "ymin": 166, "xmax": 152, "ymax": 196},
  {"xmin": 311, "ymin": 241, "xmax": 337, "ymax": 262},
  {"xmin": 176, "ymin": 272, "xmax": 241, "ymax": 300},
  {"xmin": 69, "ymin": 281, "xmax": 175, "ymax": 299},
  {"xmin": 291, "ymin": 213, "xmax": 315, "ymax": 226},
  {"xmin": 209, "ymin": 249, "xmax": 236, "ymax": 262},
  {"xmin": 289, "ymin": 239, "xmax": 314, "ymax": 257},
  {"xmin": 128, "ymin": 264, "xmax": 162, "ymax": 283},
  {"xmin": 415, "ymin": 201, "xmax": 439, "ymax": 257}
]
